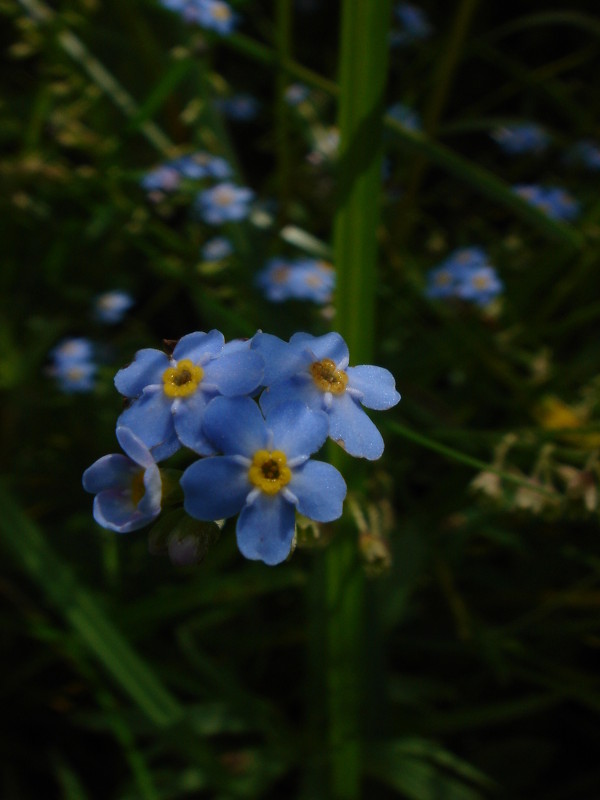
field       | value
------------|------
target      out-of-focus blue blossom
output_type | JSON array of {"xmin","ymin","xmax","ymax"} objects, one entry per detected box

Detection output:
[
  {"xmin": 82, "ymin": 426, "xmax": 162, "ymax": 533},
  {"xmin": 141, "ymin": 152, "xmax": 232, "ymax": 197},
  {"xmin": 159, "ymin": 0, "xmax": 238, "ymax": 34},
  {"xmin": 256, "ymin": 257, "xmax": 336, "ymax": 304},
  {"xmin": 94, "ymin": 290, "xmax": 134, "ymax": 324},
  {"xmin": 307, "ymin": 126, "xmax": 340, "ymax": 165},
  {"xmin": 252, "ymin": 332, "xmax": 401, "ymax": 460},
  {"xmin": 114, "ymin": 330, "xmax": 264, "ymax": 460},
  {"xmin": 426, "ymin": 247, "xmax": 503, "ymax": 307},
  {"xmin": 391, "ymin": 3, "xmax": 432, "ymax": 46},
  {"xmin": 491, "ymin": 123, "xmax": 550, "ymax": 155},
  {"xmin": 181, "ymin": 396, "xmax": 347, "ymax": 565},
  {"xmin": 513, "ymin": 184, "xmax": 580, "ymax": 221},
  {"xmin": 214, "ymin": 94, "xmax": 260, "ymax": 121},
  {"xmin": 284, "ymin": 83, "xmax": 310, "ymax": 106},
  {"xmin": 49, "ymin": 337, "xmax": 97, "ymax": 393},
  {"xmin": 387, "ymin": 103, "xmax": 422, "ymax": 132},
  {"xmin": 195, "ymin": 183, "xmax": 254, "ymax": 224},
  {"xmin": 566, "ymin": 139, "xmax": 600, "ymax": 171},
  {"xmin": 201, "ymin": 236, "xmax": 234, "ymax": 261}
]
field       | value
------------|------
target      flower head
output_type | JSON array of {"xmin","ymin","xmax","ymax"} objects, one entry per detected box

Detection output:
[
  {"xmin": 201, "ymin": 236, "xmax": 234, "ymax": 261},
  {"xmin": 391, "ymin": 3, "xmax": 432, "ymax": 46},
  {"xmin": 491, "ymin": 123, "xmax": 550, "ymax": 155},
  {"xmin": 513, "ymin": 184, "xmax": 580, "ymax": 221},
  {"xmin": 181, "ymin": 396, "xmax": 347, "ymax": 565},
  {"xmin": 425, "ymin": 247, "xmax": 503, "ymax": 307},
  {"xmin": 82, "ymin": 427, "xmax": 162, "ymax": 533},
  {"xmin": 195, "ymin": 183, "xmax": 254, "ymax": 225},
  {"xmin": 94, "ymin": 290, "xmax": 134, "ymax": 324},
  {"xmin": 114, "ymin": 330, "xmax": 264, "ymax": 460},
  {"xmin": 49, "ymin": 337, "xmax": 97, "ymax": 393},
  {"xmin": 256, "ymin": 257, "xmax": 335, "ymax": 304},
  {"xmin": 252, "ymin": 332, "xmax": 400, "ymax": 460}
]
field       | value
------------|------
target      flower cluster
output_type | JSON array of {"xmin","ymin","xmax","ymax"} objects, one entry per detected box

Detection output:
[
  {"xmin": 491, "ymin": 122, "xmax": 550, "ymax": 156},
  {"xmin": 49, "ymin": 337, "xmax": 97, "ymax": 393},
  {"xmin": 513, "ymin": 184, "xmax": 580, "ymax": 222},
  {"xmin": 256, "ymin": 257, "xmax": 335, "ymax": 304},
  {"xmin": 141, "ymin": 152, "xmax": 232, "ymax": 198},
  {"xmin": 93, "ymin": 290, "xmax": 134, "ymax": 325},
  {"xmin": 83, "ymin": 330, "xmax": 400, "ymax": 565},
  {"xmin": 159, "ymin": 0, "xmax": 238, "ymax": 35},
  {"xmin": 194, "ymin": 183, "xmax": 254, "ymax": 225},
  {"xmin": 425, "ymin": 246, "xmax": 503, "ymax": 307}
]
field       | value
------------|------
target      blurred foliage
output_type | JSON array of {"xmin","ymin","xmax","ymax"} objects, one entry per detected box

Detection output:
[{"xmin": 2, "ymin": 0, "xmax": 600, "ymax": 797}]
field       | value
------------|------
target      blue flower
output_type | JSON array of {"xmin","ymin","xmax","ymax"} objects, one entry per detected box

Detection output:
[
  {"xmin": 256, "ymin": 257, "xmax": 335, "ymax": 304},
  {"xmin": 83, "ymin": 427, "xmax": 162, "ymax": 533},
  {"xmin": 391, "ymin": 3, "xmax": 432, "ymax": 46},
  {"xmin": 513, "ymin": 184, "xmax": 580, "ymax": 221},
  {"xmin": 141, "ymin": 152, "xmax": 232, "ymax": 197},
  {"xmin": 201, "ymin": 236, "xmax": 234, "ymax": 261},
  {"xmin": 141, "ymin": 164, "xmax": 182, "ymax": 194},
  {"xmin": 387, "ymin": 103, "xmax": 422, "ymax": 132},
  {"xmin": 115, "ymin": 330, "xmax": 264, "ymax": 460},
  {"xmin": 284, "ymin": 83, "xmax": 310, "ymax": 106},
  {"xmin": 159, "ymin": 0, "xmax": 237, "ymax": 33},
  {"xmin": 49, "ymin": 337, "xmax": 97, "ymax": 393},
  {"xmin": 94, "ymin": 290, "xmax": 134, "ymax": 324},
  {"xmin": 566, "ymin": 140, "xmax": 600, "ymax": 171},
  {"xmin": 455, "ymin": 265, "xmax": 504, "ymax": 306},
  {"xmin": 181, "ymin": 396, "xmax": 347, "ymax": 565},
  {"xmin": 195, "ymin": 183, "xmax": 254, "ymax": 225},
  {"xmin": 425, "ymin": 247, "xmax": 503, "ymax": 306},
  {"xmin": 214, "ymin": 94, "xmax": 260, "ymax": 121},
  {"xmin": 491, "ymin": 123, "xmax": 550, "ymax": 155},
  {"xmin": 252, "ymin": 332, "xmax": 400, "ymax": 460}
]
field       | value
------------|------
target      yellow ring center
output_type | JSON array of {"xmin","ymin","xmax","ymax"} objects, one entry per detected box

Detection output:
[
  {"xmin": 310, "ymin": 358, "xmax": 348, "ymax": 395},
  {"xmin": 248, "ymin": 450, "xmax": 292, "ymax": 496},
  {"xmin": 162, "ymin": 359, "xmax": 204, "ymax": 398}
]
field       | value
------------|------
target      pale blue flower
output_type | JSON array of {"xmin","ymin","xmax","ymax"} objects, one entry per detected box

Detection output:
[
  {"xmin": 387, "ymin": 103, "xmax": 422, "ymax": 132},
  {"xmin": 252, "ymin": 332, "xmax": 400, "ymax": 460},
  {"xmin": 82, "ymin": 427, "xmax": 162, "ymax": 533},
  {"xmin": 491, "ymin": 123, "xmax": 550, "ymax": 155},
  {"xmin": 195, "ymin": 183, "xmax": 254, "ymax": 224},
  {"xmin": 426, "ymin": 247, "xmax": 503, "ymax": 306},
  {"xmin": 284, "ymin": 83, "xmax": 310, "ymax": 106},
  {"xmin": 566, "ymin": 140, "xmax": 600, "ymax": 171},
  {"xmin": 49, "ymin": 337, "xmax": 96, "ymax": 393},
  {"xmin": 181, "ymin": 396, "xmax": 347, "ymax": 565},
  {"xmin": 391, "ymin": 3, "xmax": 432, "ymax": 46},
  {"xmin": 115, "ymin": 330, "xmax": 264, "ymax": 460},
  {"xmin": 513, "ymin": 184, "xmax": 580, "ymax": 221},
  {"xmin": 256, "ymin": 257, "xmax": 335, "ymax": 304},
  {"xmin": 94, "ymin": 290, "xmax": 134, "ymax": 324},
  {"xmin": 201, "ymin": 236, "xmax": 234, "ymax": 261}
]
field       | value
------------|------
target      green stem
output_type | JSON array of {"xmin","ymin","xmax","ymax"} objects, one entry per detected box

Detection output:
[
  {"xmin": 274, "ymin": 0, "xmax": 293, "ymax": 221},
  {"xmin": 323, "ymin": 2, "xmax": 392, "ymax": 797}
]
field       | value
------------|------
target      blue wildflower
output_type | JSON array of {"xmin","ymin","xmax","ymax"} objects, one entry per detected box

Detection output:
[
  {"xmin": 141, "ymin": 164, "xmax": 181, "ymax": 194},
  {"xmin": 386, "ymin": 103, "xmax": 422, "ymax": 132},
  {"xmin": 256, "ymin": 257, "xmax": 335, "ymax": 304},
  {"xmin": 114, "ymin": 330, "xmax": 264, "ymax": 461},
  {"xmin": 141, "ymin": 152, "xmax": 231, "ymax": 197},
  {"xmin": 94, "ymin": 290, "xmax": 134, "ymax": 324},
  {"xmin": 196, "ymin": 0, "xmax": 238, "ymax": 34},
  {"xmin": 391, "ymin": 3, "xmax": 432, "ymax": 46},
  {"xmin": 566, "ymin": 140, "xmax": 600, "ymax": 171},
  {"xmin": 455, "ymin": 265, "xmax": 504, "ymax": 307},
  {"xmin": 513, "ymin": 184, "xmax": 580, "ymax": 221},
  {"xmin": 195, "ymin": 182, "xmax": 254, "ymax": 225},
  {"xmin": 215, "ymin": 94, "xmax": 260, "ymax": 121},
  {"xmin": 426, "ymin": 247, "xmax": 503, "ymax": 307},
  {"xmin": 181, "ymin": 396, "xmax": 347, "ymax": 565},
  {"xmin": 284, "ymin": 83, "xmax": 310, "ymax": 106},
  {"xmin": 83, "ymin": 426, "xmax": 162, "ymax": 533},
  {"xmin": 491, "ymin": 123, "xmax": 550, "ymax": 155},
  {"xmin": 201, "ymin": 236, "xmax": 234, "ymax": 261},
  {"xmin": 49, "ymin": 337, "xmax": 97, "ymax": 393},
  {"xmin": 252, "ymin": 332, "xmax": 401, "ymax": 460}
]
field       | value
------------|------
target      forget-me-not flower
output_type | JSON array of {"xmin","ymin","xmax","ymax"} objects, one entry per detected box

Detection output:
[
  {"xmin": 49, "ymin": 337, "xmax": 97, "ymax": 393},
  {"xmin": 82, "ymin": 426, "xmax": 162, "ymax": 533},
  {"xmin": 252, "ymin": 332, "xmax": 400, "ymax": 460},
  {"xmin": 195, "ymin": 183, "xmax": 254, "ymax": 225},
  {"xmin": 181, "ymin": 396, "xmax": 347, "ymax": 565},
  {"xmin": 566, "ymin": 140, "xmax": 600, "ymax": 171},
  {"xmin": 94, "ymin": 290, "xmax": 134, "ymax": 324},
  {"xmin": 215, "ymin": 94, "xmax": 260, "ymax": 121},
  {"xmin": 425, "ymin": 247, "xmax": 503, "ymax": 306},
  {"xmin": 513, "ymin": 184, "xmax": 580, "ymax": 221},
  {"xmin": 491, "ymin": 122, "xmax": 550, "ymax": 155},
  {"xmin": 201, "ymin": 236, "xmax": 234, "ymax": 261},
  {"xmin": 256, "ymin": 258, "xmax": 335, "ymax": 304},
  {"xmin": 387, "ymin": 103, "xmax": 422, "ymax": 132},
  {"xmin": 115, "ymin": 330, "xmax": 264, "ymax": 461},
  {"xmin": 391, "ymin": 3, "xmax": 432, "ymax": 46}
]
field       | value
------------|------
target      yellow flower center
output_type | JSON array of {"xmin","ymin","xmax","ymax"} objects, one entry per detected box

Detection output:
[
  {"xmin": 214, "ymin": 187, "xmax": 234, "ymax": 206},
  {"xmin": 130, "ymin": 471, "xmax": 146, "ymax": 506},
  {"xmin": 472, "ymin": 274, "xmax": 490, "ymax": 290},
  {"xmin": 162, "ymin": 359, "xmax": 204, "ymax": 398},
  {"xmin": 248, "ymin": 450, "xmax": 292, "ymax": 495},
  {"xmin": 272, "ymin": 266, "xmax": 290, "ymax": 283},
  {"xmin": 212, "ymin": 3, "xmax": 231, "ymax": 20},
  {"xmin": 434, "ymin": 270, "xmax": 452, "ymax": 286},
  {"xmin": 310, "ymin": 358, "xmax": 348, "ymax": 395}
]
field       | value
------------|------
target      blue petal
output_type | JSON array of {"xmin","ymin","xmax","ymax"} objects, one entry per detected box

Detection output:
[
  {"xmin": 328, "ymin": 393, "xmax": 385, "ymax": 460},
  {"xmin": 182, "ymin": 456, "xmax": 250, "ymax": 520},
  {"xmin": 114, "ymin": 349, "xmax": 169, "ymax": 398},
  {"xmin": 172, "ymin": 390, "xmax": 217, "ymax": 455},
  {"xmin": 82, "ymin": 454, "xmax": 136, "ymax": 494},
  {"xmin": 259, "ymin": 376, "xmax": 323, "ymax": 416},
  {"xmin": 138, "ymin": 463, "xmax": 163, "ymax": 517},
  {"xmin": 251, "ymin": 333, "xmax": 311, "ymax": 385},
  {"xmin": 94, "ymin": 488, "xmax": 158, "ymax": 533},
  {"xmin": 117, "ymin": 386, "xmax": 180, "ymax": 462},
  {"xmin": 201, "ymin": 396, "xmax": 268, "ymax": 456},
  {"xmin": 172, "ymin": 329, "xmax": 224, "ymax": 363},
  {"xmin": 290, "ymin": 460, "xmax": 347, "ymax": 521},
  {"xmin": 203, "ymin": 350, "xmax": 264, "ymax": 396},
  {"xmin": 289, "ymin": 332, "xmax": 349, "ymax": 367},
  {"xmin": 346, "ymin": 365, "xmax": 401, "ymax": 410},
  {"xmin": 116, "ymin": 426, "xmax": 156, "ymax": 469},
  {"xmin": 266, "ymin": 401, "xmax": 329, "ymax": 458},
  {"xmin": 236, "ymin": 494, "xmax": 296, "ymax": 565}
]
